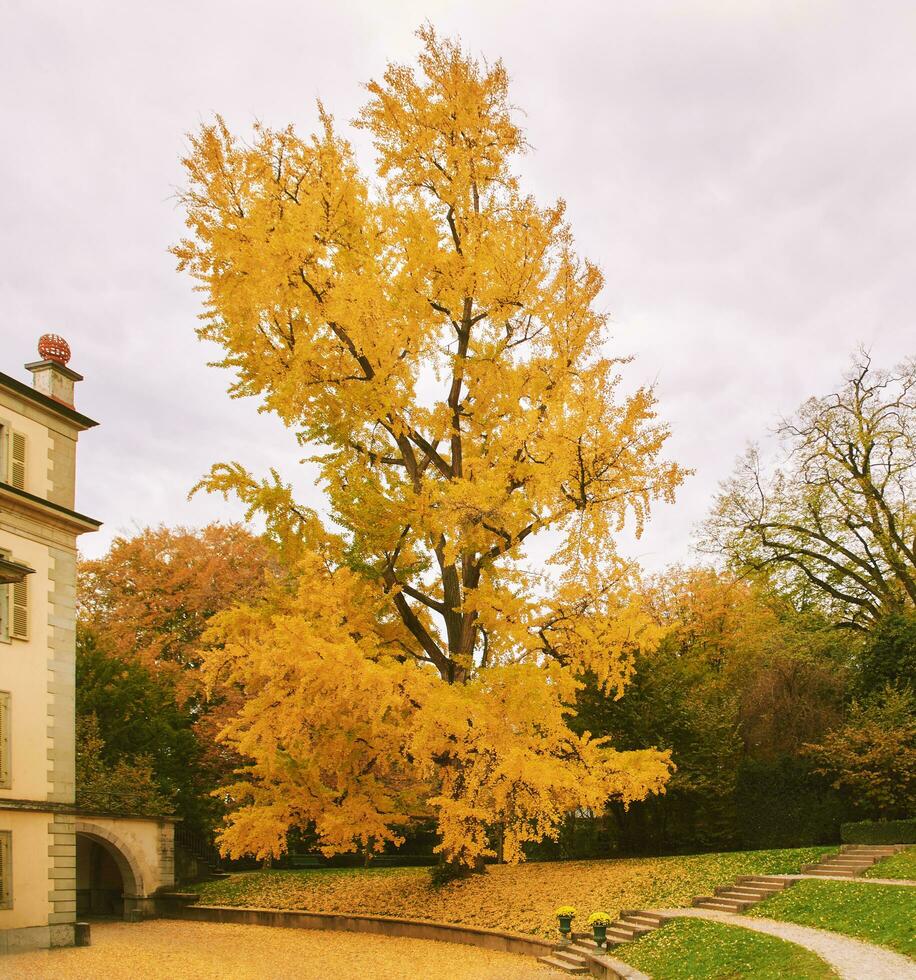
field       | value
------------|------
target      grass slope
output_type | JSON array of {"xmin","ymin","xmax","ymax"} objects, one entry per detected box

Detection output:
[
  {"xmin": 748, "ymin": 879, "xmax": 916, "ymax": 957},
  {"xmin": 864, "ymin": 847, "xmax": 916, "ymax": 881},
  {"xmin": 614, "ymin": 918, "xmax": 837, "ymax": 980},
  {"xmin": 194, "ymin": 847, "xmax": 832, "ymax": 938}
]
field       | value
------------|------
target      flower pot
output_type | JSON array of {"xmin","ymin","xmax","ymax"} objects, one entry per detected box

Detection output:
[
  {"xmin": 557, "ymin": 915, "xmax": 573, "ymax": 940},
  {"xmin": 592, "ymin": 923, "xmax": 608, "ymax": 949}
]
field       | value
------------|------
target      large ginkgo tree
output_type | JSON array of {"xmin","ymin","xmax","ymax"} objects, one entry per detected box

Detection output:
[{"xmin": 174, "ymin": 26, "xmax": 685, "ymax": 868}]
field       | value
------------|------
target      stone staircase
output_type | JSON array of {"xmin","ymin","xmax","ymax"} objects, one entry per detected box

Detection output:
[
  {"xmin": 537, "ymin": 911, "xmax": 668, "ymax": 973},
  {"xmin": 535, "ymin": 843, "xmax": 914, "ymax": 975},
  {"xmin": 800, "ymin": 844, "xmax": 907, "ymax": 878},
  {"xmin": 175, "ymin": 823, "xmax": 232, "ymax": 885},
  {"xmin": 537, "ymin": 878, "xmax": 800, "ymax": 974},
  {"xmin": 692, "ymin": 874, "xmax": 795, "ymax": 912}
]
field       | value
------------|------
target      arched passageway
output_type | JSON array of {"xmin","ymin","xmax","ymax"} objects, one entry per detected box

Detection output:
[{"xmin": 75, "ymin": 827, "xmax": 142, "ymax": 919}]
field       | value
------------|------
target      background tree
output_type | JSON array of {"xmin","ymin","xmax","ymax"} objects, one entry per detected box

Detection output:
[
  {"xmin": 76, "ymin": 713, "xmax": 172, "ymax": 815},
  {"xmin": 857, "ymin": 610, "xmax": 916, "ymax": 695},
  {"xmin": 573, "ymin": 567, "xmax": 851, "ymax": 852},
  {"xmin": 77, "ymin": 523, "xmax": 275, "ymax": 829},
  {"xmin": 79, "ymin": 522, "xmax": 273, "ymax": 702},
  {"xmin": 704, "ymin": 352, "xmax": 916, "ymax": 631},
  {"xmin": 175, "ymin": 26, "xmax": 684, "ymax": 867},
  {"xmin": 805, "ymin": 686, "xmax": 916, "ymax": 819},
  {"xmin": 76, "ymin": 628, "xmax": 211, "ymax": 826}
]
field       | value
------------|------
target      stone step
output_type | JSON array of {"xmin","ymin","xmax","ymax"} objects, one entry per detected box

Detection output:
[
  {"xmin": 801, "ymin": 862, "xmax": 866, "ymax": 872},
  {"xmin": 734, "ymin": 876, "xmax": 791, "ymax": 887},
  {"xmin": 715, "ymin": 884, "xmax": 775, "ymax": 896},
  {"xmin": 604, "ymin": 927, "xmax": 638, "ymax": 944},
  {"xmin": 570, "ymin": 940, "xmax": 605, "ymax": 956},
  {"xmin": 610, "ymin": 921, "xmax": 654, "ymax": 938},
  {"xmin": 552, "ymin": 948, "xmax": 591, "ymax": 968},
  {"xmin": 694, "ymin": 896, "xmax": 752, "ymax": 912},
  {"xmin": 806, "ymin": 869, "xmax": 856, "ymax": 877},
  {"xmin": 620, "ymin": 912, "xmax": 665, "ymax": 929},
  {"xmin": 537, "ymin": 954, "xmax": 589, "ymax": 974},
  {"xmin": 808, "ymin": 863, "xmax": 860, "ymax": 871},
  {"xmin": 716, "ymin": 889, "xmax": 770, "ymax": 902},
  {"xmin": 843, "ymin": 845, "xmax": 902, "ymax": 852},
  {"xmin": 739, "ymin": 887, "xmax": 783, "ymax": 895},
  {"xmin": 620, "ymin": 909, "xmax": 668, "ymax": 926}
]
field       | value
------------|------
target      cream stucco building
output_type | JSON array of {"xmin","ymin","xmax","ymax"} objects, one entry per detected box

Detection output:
[
  {"xmin": 0, "ymin": 340, "xmax": 178, "ymax": 956},
  {"xmin": 0, "ymin": 342, "xmax": 100, "ymax": 952}
]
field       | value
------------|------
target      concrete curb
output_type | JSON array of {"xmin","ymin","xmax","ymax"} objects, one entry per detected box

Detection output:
[{"xmin": 164, "ymin": 903, "xmax": 647, "ymax": 979}]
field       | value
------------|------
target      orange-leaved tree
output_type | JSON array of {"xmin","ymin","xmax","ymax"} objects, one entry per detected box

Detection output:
[
  {"xmin": 79, "ymin": 523, "xmax": 274, "ymax": 703},
  {"xmin": 78, "ymin": 523, "xmax": 277, "ymax": 826},
  {"xmin": 174, "ymin": 26, "xmax": 685, "ymax": 867}
]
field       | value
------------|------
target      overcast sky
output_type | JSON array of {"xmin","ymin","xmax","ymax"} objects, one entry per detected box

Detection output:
[{"xmin": 1, "ymin": 0, "xmax": 913, "ymax": 567}]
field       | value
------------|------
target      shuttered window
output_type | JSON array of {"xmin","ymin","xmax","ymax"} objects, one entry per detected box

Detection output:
[
  {"xmin": 8, "ymin": 430, "xmax": 26, "ymax": 490},
  {"xmin": 0, "ymin": 831, "xmax": 11, "ymax": 909},
  {"xmin": 0, "ymin": 693, "xmax": 9, "ymax": 789},
  {"xmin": 9, "ymin": 576, "xmax": 27, "ymax": 641},
  {"xmin": 0, "ymin": 831, "xmax": 10, "ymax": 909}
]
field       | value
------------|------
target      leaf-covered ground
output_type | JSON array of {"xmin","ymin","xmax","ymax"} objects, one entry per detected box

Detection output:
[
  {"xmin": 864, "ymin": 847, "xmax": 916, "ymax": 880},
  {"xmin": 747, "ymin": 880, "xmax": 916, "ymax": 957},
  {"xmin": 9, "ymin": 920, "xmax": 565, "ymax": 979},
  {"xmin": 614, "ymin": 917, "xmax": 837, "ymax": 979},
  {"xmin": 194, "ymin": 847, "xmax": 833, "ymax": 938}
]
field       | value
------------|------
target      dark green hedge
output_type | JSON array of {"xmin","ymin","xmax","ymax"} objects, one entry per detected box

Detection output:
[
  {"xmin": 735, "ymin": 758, "xmax": 851, "ymax": 849},
  {"xmin": 841, "ymin": 818, "xmax": 916, "ymax": 844}
]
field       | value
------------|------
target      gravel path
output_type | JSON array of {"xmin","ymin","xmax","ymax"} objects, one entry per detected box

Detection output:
[
  {"xmin": 6, "ymin": 920, "xmax": 566, "ymax": 979},
  {"xmin": 661, "ymin": 907, "xmax": 916, "ymax": 980}
]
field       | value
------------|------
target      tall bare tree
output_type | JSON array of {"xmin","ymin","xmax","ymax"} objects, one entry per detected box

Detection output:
[{"xmin": 704, "ymin": 352, "xmax": 916, "ymax": 631}]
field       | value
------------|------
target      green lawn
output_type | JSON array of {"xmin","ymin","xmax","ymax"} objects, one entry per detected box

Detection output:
[
  {"xmin": 193, "ymin": 847, "xmax": 834, "ymax": 939},
  {"xmin": 614, "ymin": 918, "xmax": 837, "ymax": 979},
  {"xmin": 864, "ymin": 847, "xmax": 916, "ymax": 881},
  {"xmin": 747, "ymin": 880, "xmax": 916, "ymax": 957}
]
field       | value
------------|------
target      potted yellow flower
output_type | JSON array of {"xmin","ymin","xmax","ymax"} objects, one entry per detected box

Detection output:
[
  {"xmin": 587, "ymin": 911, "xmax": 613, "ymax": 950},
  {"xmin": 555, "ymin": 905, "xmax": 577, "ymax": 941}
]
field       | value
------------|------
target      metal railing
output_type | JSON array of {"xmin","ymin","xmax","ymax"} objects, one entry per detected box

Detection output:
[
  {"xmin": 175, "ymin": 824, "xmax": 223, "ymax": 871},
  {"xmin": 74, "ymin": 788, "xmax": 175, "ymax": 818}
]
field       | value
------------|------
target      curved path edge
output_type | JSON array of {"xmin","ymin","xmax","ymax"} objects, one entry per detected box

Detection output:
[
  {"xmin": 165, "ymin": 903, "xmax": 646, "ymax": 980},
  {"xmin": 656, "ymin": 907, "xmax": 916, "ymax": 980}
]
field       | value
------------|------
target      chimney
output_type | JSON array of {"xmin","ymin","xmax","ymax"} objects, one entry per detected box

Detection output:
[{"xmin": 25, "ymin": 334, "xmax": 82, "ymax": 407}]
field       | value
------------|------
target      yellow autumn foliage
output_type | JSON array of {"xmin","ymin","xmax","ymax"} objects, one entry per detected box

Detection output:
[{"xmin": 176, "ymin": 26, "xmax": 685, "ymax": 865}]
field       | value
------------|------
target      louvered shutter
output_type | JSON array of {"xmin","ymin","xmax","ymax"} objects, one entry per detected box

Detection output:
[
  {"xmin": 9, "ymin": 431, "xmax": 26, "ymax": 489},
  {"xmin": 0, "ymin": 693, "xmax": 9, "ymax": 788},
  {"xmin": 10, "ymin": 577, "xmax": 27, "ymax": 641},
  {"xmin": 0, "ymin": 831, "xmax": 10, "ymax": 908}
]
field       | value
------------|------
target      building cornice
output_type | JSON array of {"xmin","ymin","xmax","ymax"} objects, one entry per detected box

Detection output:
[
  {"xmin": 0, "ymin": 797, "xmax": 178, "ymax": 822},
  {"xmin": 0, "ymin": 370, "xmax": 98, "ymax": 430},
  {"xmin": 0, "ymin": 482, "xmax": 101, "ymax": 534}
]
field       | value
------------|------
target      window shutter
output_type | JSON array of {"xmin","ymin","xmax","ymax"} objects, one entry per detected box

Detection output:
[
  {"xmin": 10, "ymin": 578, "xmax": 27, "ymax": 641},
  {"xmin": 0, "ymin": 831, "xmax": 10, "ymax": 908},
  {"xmin": 9, "ymin": 431, "xmax": 26, "ymax": 490},
  {"xmin": 0, "ymin": 693, "xmax": 9, "ymax": 788}
]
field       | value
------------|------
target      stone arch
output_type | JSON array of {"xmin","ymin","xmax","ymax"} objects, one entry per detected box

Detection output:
[{"xmin": 75, "ymin": 820, "xmax": 145, "ymax": 902}]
